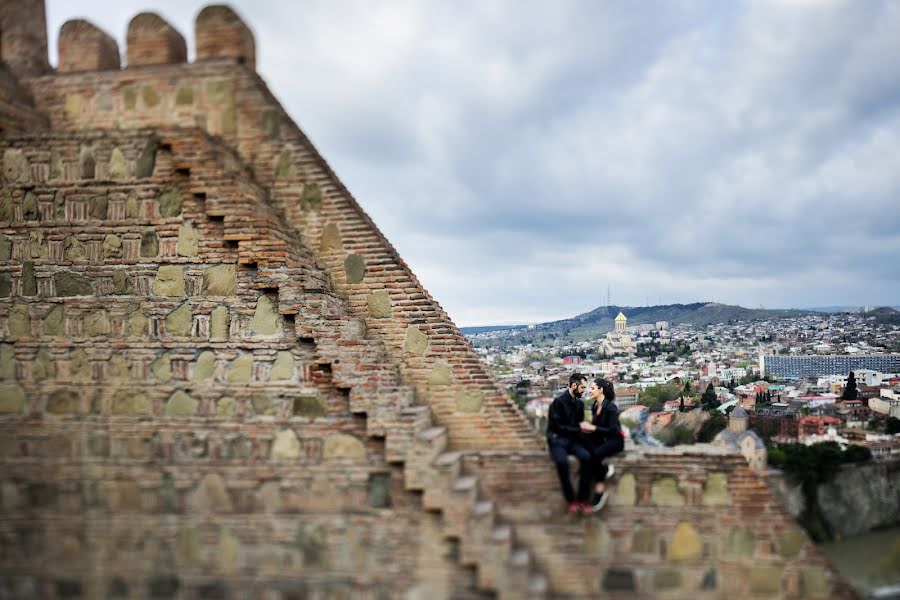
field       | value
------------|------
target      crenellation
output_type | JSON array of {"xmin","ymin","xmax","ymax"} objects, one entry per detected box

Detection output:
[
  {"xmin": 126, "ymin": 13, "xmax": 187, "ymax": 68},
  {"xmin": 57, "ymin": 20, "xmax": 120, "ymax": 74}
]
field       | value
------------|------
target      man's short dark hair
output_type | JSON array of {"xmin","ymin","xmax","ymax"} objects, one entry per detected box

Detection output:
[{"xmin": 568, "ymin": 373, "xmax": 586, "ymax": 386}]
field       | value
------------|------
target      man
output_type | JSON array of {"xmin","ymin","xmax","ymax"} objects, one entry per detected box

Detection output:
[{"xmin": 546, "ymin": 373, "xmax": 593, "ymax": 514}]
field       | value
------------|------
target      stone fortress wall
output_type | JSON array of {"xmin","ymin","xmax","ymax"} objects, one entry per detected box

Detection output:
[{"xmin": 0, "ymin": 2, "xmax": 858, "ymax": 598}]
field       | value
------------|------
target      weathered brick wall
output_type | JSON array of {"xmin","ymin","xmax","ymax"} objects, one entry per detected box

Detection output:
[
  {"xmin": 20, "ymin": 8, "xmax": 538, "ymax": 450},
  {"xmin": 0, "ymin": 128, "xmax": 487, "ymax": 598},
  {"xmin": 463, "ymin": 447, "xmax": 857, "ymax": 599}
]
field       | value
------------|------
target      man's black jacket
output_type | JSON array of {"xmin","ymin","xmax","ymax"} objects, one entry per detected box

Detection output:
[{"xmin": 546, "ymin": 390, "xmax": 584, "ymax": 444}]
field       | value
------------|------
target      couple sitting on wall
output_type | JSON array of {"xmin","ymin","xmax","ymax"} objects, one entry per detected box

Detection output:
[{"xmin": 547, "ymin": 373, "xmax": 624, "ymax": 515}]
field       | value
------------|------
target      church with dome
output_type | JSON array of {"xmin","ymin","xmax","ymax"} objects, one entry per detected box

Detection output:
[{"xmin": 599, "ymin": 311, "xmax": 638, "ymax": 356}]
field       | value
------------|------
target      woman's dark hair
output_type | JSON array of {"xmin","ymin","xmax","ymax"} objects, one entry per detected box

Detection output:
[{"xmin": 594, "ymin": 377, "xmax": 615, "ymax": 401}]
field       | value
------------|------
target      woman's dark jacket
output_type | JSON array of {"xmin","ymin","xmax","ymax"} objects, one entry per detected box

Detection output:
[{"xmin": 588, "ymin": 397, "xmax": 623, "ymax": 445}]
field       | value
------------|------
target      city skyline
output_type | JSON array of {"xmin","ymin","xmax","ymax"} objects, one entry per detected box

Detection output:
[{"xmin": 47, "ymin": 0, "xmax": 900, "ymax": 326}]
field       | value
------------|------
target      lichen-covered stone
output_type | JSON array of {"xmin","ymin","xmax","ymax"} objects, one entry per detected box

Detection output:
[
  {"xmin": 293, "ymin": 396, "xmax": 325, "ymax": 418},
  {"xmin": 112, "ymin": 269, "xmax": 131, "ymax": 295},
  {"xmin": 0, "ymin": 191, "xmax": 12, "ymax": 221},
  {"xmin": 323, "ymin": 433, "xmax": 366, "ymax": 461},
  {"xmin": 3, "ymin": 149, "xmax": 29, "ymax": 182},
  {"xmin": 0, "ymin": 383, "xmax": 25, "ymax": 413},
  {"xmin": 174, "ymin": 86, "xmax": 194, "ymax": 106},
  {"xmin": 226, "ymin": 354, "xmax": 252, "ymax": 383},
  {"xmin": 141, "ymin": 85, "xmax": 160, "ymax": 107},
  {"xmin": 216, "ymin": 396, "xmax": 236, "ymax": 417},
  {"xmin": 69, "ymin": 348, "xmax": 91, "ymax": 381},
  {"xmin": 652, "ymin": 477, "xmax": 684, "ymax": 506},
  {"xmin": 89, "ymin": 195, "xmax": 108, "ymax": 220},
  {"xmin": 103, "ymin": 234, "xmax": 122, "ymax": 259},
  {"xmin": 152, "ymin": 266, "xmax": 185, "ymax": 296},
  {"xmin": 111, "ymin": 390, "xmax": 150, "ymax": 416},
  {"xmin": 176, "ymin": 527, "xmax": 199, "ymax": 567},
  {"xmin": 127, "ymin": 309, "xmax": 147, "ymax": 336},
  {"xmin": 30, "ymin": 231, "xmax": 48, "ymax": 259},
  {"xmin": 189, "ymin": 474, "xmax": 232, "ymax": 512},
  {"xmin": 140, "ymin": 231, "xmax": 158, "ymax": 257},
  {"xmin": 108, "ymin": 147, "xmax": 128, "ymax": 179},
  {"xmin": 107, "ymin": 355, "xmax": 130, "ymax": 380},
  {"xmin": 726, "ymin": 528, "xmax": 755, "ymax": 557},
  {"xmin": 152, "ymin": 352, "xmax": 172, "ymax": 382},
  {"xmin": 194, "ymin": 351, "xmax": 216, "ymax": 382},
  {"xmin": 251, "ymin": 394, "xmax": 277, "ymax": 416},
  {"xmin": 49, "ymin": 149, "xmax": 63, "ymax": 180},
  {"xmin": 53, "ymin": 191, "xmax": 65, "ymax": 219},
  {"xmin": 122, "ymin": 85, "xmax": 136, "ymax": 109},
  {"xmin": 176, "ymin": 224, "xmax": 199, "ymax": 257},
  {"xmin": 165, "ymin": 390, "xmax": 198, "ymax": 417},
  {"xmin": 343, "ymin": 254, "xmax": 365, "ymax": 284},
  {"xmin": 0, "ymin": 343, "xmax": 15, "ymax": 380},
  {"xmin": 54, "ymin": 271, "xmax": 93, "ymax": 296},
  {"xmin": 271, "ymin": 429, "xmax": 300, "ymax": 460},
  {"xmin": 158, "ymin": 187, "xmax": 182, "ymax": 218},
  {"xmin": 65, "ymin": 236, "xmax": 86, "ymax": 261},
  {"xmin": 778, "ymin": 529, "xmax": 806, "ymax": 558},
  {"xmin": 8, "ymin": 303, "xmax": 31, "ymax": 337},
  {"xmin": 64, "ymin": 93, "xmax": 84, "ymax": 119},
  {"xmin": 0, "ymin": 273, "xmax": 10, "ymax": 297},
  {"xmin": 653, "ymin": 570, "xmax": 682, "ymax": 590},
  {"xmin": 22, "ymin": 191, "xmax": 38, "ymax": 220},
  {"xmin": 424, "ymin": 365, "xmax": 452, "ymax": 388},
  {"xmin": 21, "ymin": 261, "xmax": 36, "ymax": 296},
  {"xmin": 252, "ymin": 295, "xmax": 279, "ymax": 336},
  {"xmin": 631, "ymin": 527, "xmax": 657, "ymax": 554},
  {"xmin": 801, "ymin": 567, "xmax": 829, "ymax": 599},
  {"xmin": 274, "ymin": 149, "xmax": 295, "ymax": 179},
  {"xmin": 219, "ymin": 528, "xmax": 240, "ymax": 575},
  {"xmin": 46, "ymin": 389, "xmax": 81, "ymax": 414},
  {"xmin": 456, "ymin": 390, "xmax": 484, "ymax": 413},
  {"xmin": 583, "ymin": 522, "xmax": 614, "ymax": 557},
  {"xmin": 404, "ymin": 325, "xmax": 428, "ymax": 355},
  {"xmin": 79, "ymin": 146, "xmax": 95, "ymax": 178},
  {"xmin": 261, "ymin": 108, "xmax": 280, "ymax": 138},
  {"xmin": 135, "ymin": 138, "xmax": 158, "ymax": 178},
  {"xmin": 0, "ymin": 234, "xmax": 11, "ymax": 261},
  {"xmin": 203, "ymin": 264, "xmax": 235, "ymax": 295},
  {"xmin": 668, "ymin": 521, "xmax": 703, "ymax": 561},
  {"xmin": 270, "ymin": 351, "xmax": 294, "ymax": 381},
  {"xmin": 295, "ymin": 524, "xmax": 327, "ymax": 566},
  {"xmin": 367, "ymin": 290, "xmax": 391, "ymax": 319},
  {"xmin": 301, "ymin": 182, "xmax": 322, "ymax": 212},
  {"xmin": 84, "ymin": 310, "xmax": 111, "ymax": 337},
  {"xmin": 749, "ymin": 567, "xmax": 783, "ymax": 595},
  {"xmin": 320, "ymin": 223, "xmax": 342, "ymax": 252},
  {"xmin": 125, "ymin": 193, "xmax": 141, "ymax": 218},
  {"xmin": 165, "ymin": 303, "xmax": 192, "ymax": 337},
  {"xmin": 211, "ymin": 306, "xmax": 229, "ymax": 338}
]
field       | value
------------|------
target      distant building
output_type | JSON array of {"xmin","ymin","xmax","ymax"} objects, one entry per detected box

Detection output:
[
  {"xmin": 713, "ymin": 405, "xmax": 767, "ymax": 472},
  {"xmin": 599, "ymin": 312, "xmax": 637, "ymax": 356},
  {"xmin": 760, "ymin": 353, "xmax": 900, "ymax": 379}
]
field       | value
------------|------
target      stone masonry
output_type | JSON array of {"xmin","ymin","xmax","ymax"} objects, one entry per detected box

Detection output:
[{"xmin": 0, "ymin": 2, "xmax": 857, "ymax": 598}]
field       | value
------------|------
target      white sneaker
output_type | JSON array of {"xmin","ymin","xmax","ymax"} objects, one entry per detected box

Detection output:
[
  {"xmin": 589, "ymin": 491, "xmax": 608, "ymax": 512},
  {"xmin": 605, "ymin": 464, "xmax": 616, "ymax": 480}
]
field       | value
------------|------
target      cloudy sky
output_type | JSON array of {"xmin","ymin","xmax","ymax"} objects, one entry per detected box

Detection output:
[{"xmin": 47, "ymin": 0, "xmax": 900, "ymax": 326}]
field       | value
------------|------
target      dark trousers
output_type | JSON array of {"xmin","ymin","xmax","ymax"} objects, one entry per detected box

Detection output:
[
  {"xmin": 590, "ymin": 437, "xmax": 624, "ymax": 481},
  {"xmin": 548, "ymin": 438, "xmax": 592, "ymax": 502}
]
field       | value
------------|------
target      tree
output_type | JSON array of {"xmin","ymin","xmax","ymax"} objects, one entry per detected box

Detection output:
[
  {"xmin": 697, "ymin": 413, "xmax": 727, "ymax": 442},
  {"xmin": 842, "ymin": 371, "xmax": 859, "ymax": 400},
  {"xmin": 727, "ymin": 377, "xmax": 737, "ymax": 392},
  {"xmin": 887, "ymin": 417, "xmax": 900, "ymax": 435},
  {"xmin": 701, "ymin": 384, "xmax": 719, "ymax": 411},
  {"xmin": 679, "ymin": 396, "xmax": 685, "ymax": 412},
  {"xmin": 683, "ymin": 381, "xmax": 692, "ymax": 395}
]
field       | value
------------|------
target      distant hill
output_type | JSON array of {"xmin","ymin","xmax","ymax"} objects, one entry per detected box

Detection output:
[
  {"xmin": 459, "ymin": 324, "xmax": 525, "ymax": 335},
  {"xmin": 869, "ymin": 306, "xmax": 900, "ymax": 325},
  {"xmin": 467, "ymin": 302, "xmax": 814, "ymax": 347}
]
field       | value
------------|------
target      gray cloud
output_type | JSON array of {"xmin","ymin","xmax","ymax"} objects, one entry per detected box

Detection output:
[{"xmin": 47, "ymin": 0, "xmax": 900, "ymax": 324}]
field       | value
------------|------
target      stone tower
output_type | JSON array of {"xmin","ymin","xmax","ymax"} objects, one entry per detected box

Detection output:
[
  {"xmin": 0, "ymin": 3, "xmax": 858, "ymax": 598},
  {"xmin": 730, "ymin": 404, "xmax": 750, "ymax": 434},
  {"xmin": 615, "ymin": 310, "xmax": 627, "ymax": 333}
]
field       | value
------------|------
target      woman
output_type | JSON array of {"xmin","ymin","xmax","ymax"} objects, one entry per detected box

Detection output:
[{"xmin": 581, "ymin": 377, "xmax": 624, "ymax": 512}]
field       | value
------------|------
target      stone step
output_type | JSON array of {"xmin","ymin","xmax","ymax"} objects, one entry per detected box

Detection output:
[
  {"xmin": 422, "ymin": 451, "xmax": 462, "ymax": 509},
  {"xmin": 442, "ymin": 475, "xmax": 479, "ymax": 538},
  {"xmin": 460, "ymin": 501, "xmax": 496, "ymax": 567},
  {"xmin": 385, "ymin": 405, "xmax": 430, "ymax": 464},
  {"xmin": 403, "ymin": 426, "xmax": 447, "ymax": 491}
]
